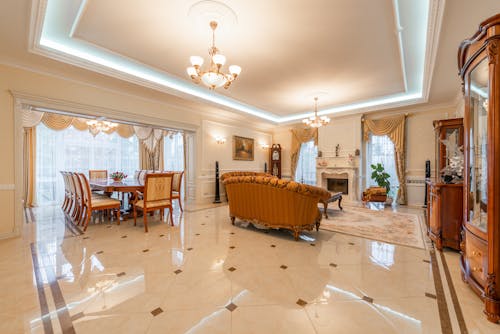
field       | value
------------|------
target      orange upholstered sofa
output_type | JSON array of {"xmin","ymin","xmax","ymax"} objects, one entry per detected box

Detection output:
[{"xmin": 222, "ymin": 174, "xmax": 331, "ymax": 240}]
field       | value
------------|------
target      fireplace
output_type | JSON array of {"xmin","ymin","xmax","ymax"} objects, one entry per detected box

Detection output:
[
  {"xmin": 327, "ymin": 178, "xmax": 348, "ymax": 194},
  {"xmin": 318, "ymin": 166, "xmax": 358, "ymax": 202}
]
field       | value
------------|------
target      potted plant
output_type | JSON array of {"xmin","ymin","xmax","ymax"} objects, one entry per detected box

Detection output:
[
  {"xmin": 110, "ymin": 171, "xmax": 127, "ymax": 182},
  {"xmin": 370, "ymin": 163, "xmax": 392, "ymax": 204}
]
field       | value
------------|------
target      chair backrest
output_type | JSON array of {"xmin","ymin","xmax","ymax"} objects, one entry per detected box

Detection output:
[
  {"xmin": 67, "ymin": 172, "xmax": 76, "ymax": 197},
  {"xmin": 78, "ymin": 173, "xmax": 92, "ymax": 207},
  {"xmin": 138, "ymin": 170, "xmax": 147, "ymax": 183},
  {"xmin": 143, "ymin": 173, "xmax": 174, "ymax": 204},
  {"xmin": 172, "ymin": 171, "xmax": 184, "ymax": 192},
  {"xmin": 89, "ymin": 170, "xmax": 108, "ymax": 180},
  {"xmin": 72, "ymin": 172, "xmax": 84, "ymax": 205},
  {"xmin": 134, "ymin": 170, "xmax": 141, "ymax": 180}
]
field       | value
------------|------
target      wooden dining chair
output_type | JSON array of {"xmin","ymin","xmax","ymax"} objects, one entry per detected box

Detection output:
[
  {"xmin": 133, "ymin": 172, "xmax": 174, "ymax": 232},
  {"xmin": 171, "ymin": 171, "xmax": 184, "ymax": 212},
  {"xmin": 79, "ymin": 173, "xmax": 121, "ymax": 231},
  {"xmin": 66, "ymin": 172, "xmax": 78, "ymax": 220},
  {"xmin": 71, "ymin": 172, "xmax": 85, "ymax": 224},
  {"xmin": 89, "ymin": 170, "xmax": 108, "ymax": 180}
]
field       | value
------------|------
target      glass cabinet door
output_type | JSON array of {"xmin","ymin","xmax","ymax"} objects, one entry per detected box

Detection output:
[{"xmin": 468, "ymin": 57, "xmax": 489, "ymax": 233}]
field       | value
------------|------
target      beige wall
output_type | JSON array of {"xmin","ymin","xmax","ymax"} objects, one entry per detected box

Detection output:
[
  {"xmin": 274, "ymin": 105, "xmax": 460, "ymax": 206},
  {"xmin": 0, "ymin": 64, "xmax": 272, "ymax": 238},
  {"xmin": 197, "ymin": 120, "xmax": 271, "ymax": 202}
]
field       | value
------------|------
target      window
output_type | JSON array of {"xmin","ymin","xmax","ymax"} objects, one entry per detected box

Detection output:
[
  {"xmin": 36, "ymin": 123, "xmax": 139, "ymax": 205},
  {"xmin": 163, "ymin": 132, "xmax": 184, "ymax": 171},
  {"xmin": 366, "ymin": 134, "xmax": 399, "ymax": 196},
  {"xmin": 295, "ymin": 140, "xmax": 317, "ymax": 185}
]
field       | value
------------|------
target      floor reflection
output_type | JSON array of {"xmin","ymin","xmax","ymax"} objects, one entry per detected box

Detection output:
[{"xmin": 0, "ymin": 203, "xmax": 450, "ymax": 333}]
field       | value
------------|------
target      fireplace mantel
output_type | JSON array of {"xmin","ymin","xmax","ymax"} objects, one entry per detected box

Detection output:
[{"xmin": 317, "ymin": 165, "xmax": 359, "ymax": 202}]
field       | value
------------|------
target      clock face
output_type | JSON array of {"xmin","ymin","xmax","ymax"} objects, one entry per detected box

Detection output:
[{"xmin": 272, "ymin": 150, "xmax": 280, "ymax": 161}]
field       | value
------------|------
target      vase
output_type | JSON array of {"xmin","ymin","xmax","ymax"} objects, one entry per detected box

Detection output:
[{"xmin": 113, "ymin": 178, "xmax": 123, "ymax": 182}]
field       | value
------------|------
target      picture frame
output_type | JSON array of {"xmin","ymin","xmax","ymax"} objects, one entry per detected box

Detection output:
[{"xmin": 232, "ymin": 135, "xmax": 254, "ymax": 161}]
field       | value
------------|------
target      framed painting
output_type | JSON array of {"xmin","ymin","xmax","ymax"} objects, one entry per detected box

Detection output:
[{"xmin": 233, "ymin": 136, "xmax": 254, "ymax": 161}]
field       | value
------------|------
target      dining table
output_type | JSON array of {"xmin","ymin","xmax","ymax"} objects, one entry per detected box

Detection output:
[
  {"xmin": 89, "ymin": 178, "xmax": 144, "ymax": 193},
  {"xmin": 89, "ymin": 178, "xmax": 145, "ymax": 219}
]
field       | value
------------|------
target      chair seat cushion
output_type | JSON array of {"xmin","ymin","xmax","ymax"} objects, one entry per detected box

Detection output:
[
  {"xmin": 92, "ymin": 198, "xmax": 121, "ymax": 208},
  {"xmin": 135, "ymin": 199, "xmax": 171, "ymax": 209},
  {"xmin": 92, "ymin": 194, "xmax": 108, "ymax": 200}
]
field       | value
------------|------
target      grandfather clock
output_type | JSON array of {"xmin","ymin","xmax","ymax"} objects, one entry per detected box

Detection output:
[{"xmin": 269, "ymin": 144, "xmax": 281, "ymax": 178}]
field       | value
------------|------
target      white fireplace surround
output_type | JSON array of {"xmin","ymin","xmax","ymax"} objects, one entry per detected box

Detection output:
[{"xmin": 317, "ymin": 166, "xmax": 359, "ymax": 202}]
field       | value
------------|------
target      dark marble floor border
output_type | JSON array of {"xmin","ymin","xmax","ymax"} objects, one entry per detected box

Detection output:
[
  {"xmin": 31, "ymin": 242, "xmax": 76, "ymax": 334},
  {"xmin": 30, "ymin": 243, "xmax": 53, "ymax": 334},
  {"xmin": 430, "ymin": 248, "xmax": 453, "ymax": 334},
  {"xmin": 440, "ymin": 251, "xmax": 468, "ymax": 334}
]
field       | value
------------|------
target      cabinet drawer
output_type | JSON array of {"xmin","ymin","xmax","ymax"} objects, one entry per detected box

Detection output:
[{"xmin": 465, "ymin": 229, "xmax": 487, "ymax": 285}]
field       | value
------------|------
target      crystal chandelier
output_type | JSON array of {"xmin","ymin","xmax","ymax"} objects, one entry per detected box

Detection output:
[
  {"xmin": 187, "ymin": 21, "xmax": 241, "ymax": 90},
  {"xmin": 86, "ymin": 119, "xmax": 118, "ymax": 137},
  {"xmin": 302, "ymin": 97, "xmax": 330, "ymax": 128}
]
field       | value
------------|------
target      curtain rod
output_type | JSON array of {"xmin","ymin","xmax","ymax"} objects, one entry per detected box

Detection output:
[{"xmin": 30, "ymin": 106, "xmax": 185, "ymax": 133}]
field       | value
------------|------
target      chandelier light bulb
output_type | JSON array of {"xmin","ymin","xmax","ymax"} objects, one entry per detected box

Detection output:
[
  {"xmin": 190, "ymin": 56, "xmax": 204, "ymax": 67},
  {"xmin": 187, "ymin": 66, "xmax": 197, "ymax": 76},
  {"xmin": 212, "ymin": 54, "xmax": 226, "ymax": 66},
  {"xmin": 229, "ymin": 65, "xmax": 241, "ymax": 76}
]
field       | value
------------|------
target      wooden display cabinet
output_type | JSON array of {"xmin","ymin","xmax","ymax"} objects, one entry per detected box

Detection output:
[
  {"xmin": 426, "ymin": 181, "xmax": 463, "ymax": 251},
  {"xmin": 426, "ymin": 118, "xmax": 464, "ymax": 251},
  {"xmin": 458, "ymin": 13, "xmax": 500, "ymax": 323}
]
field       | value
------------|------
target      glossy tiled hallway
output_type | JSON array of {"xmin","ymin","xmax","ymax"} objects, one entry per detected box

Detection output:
[{"xmin": 0, "ymin": 204, "xmax": 497, "ymax": 333}]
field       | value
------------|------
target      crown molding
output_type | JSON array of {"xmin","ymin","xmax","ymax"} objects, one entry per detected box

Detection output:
[{"xmin": 422, "ymin": 0, "xmax": 447, "ymax": 101}]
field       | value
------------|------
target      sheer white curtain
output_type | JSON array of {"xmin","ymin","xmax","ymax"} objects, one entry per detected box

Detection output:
[
  {"xmin": 163, "ymin": 133, "xmax": 184, "ymax": 171},
  {"xmin": 366, "ymin": 134, "xmax": 399, "ymax": 197},
  {"xmin": 295, "ymin": 140, "xmax": 317, "ymax": 185},
  {"xmin": 36, "ymin": 123, "xmax": 139, "ymax": 205}
]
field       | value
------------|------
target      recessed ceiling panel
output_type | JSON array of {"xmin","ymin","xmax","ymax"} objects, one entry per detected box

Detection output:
[{"xmin": 74, "ymin": 0, "xmax": 404, "ymax": 115}]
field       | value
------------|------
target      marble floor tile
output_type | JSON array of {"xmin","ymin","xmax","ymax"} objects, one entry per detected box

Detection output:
[{"xmin": 0, "ymin": 203, "xmax": 498, "ymax": 333}]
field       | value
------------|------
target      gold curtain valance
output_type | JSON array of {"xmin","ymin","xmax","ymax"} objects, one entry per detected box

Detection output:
[
  {"xmin": 71, "ymin": 118, "xmax": 89, "ymax": 131},
  {"xmin": 363, "ymin": 115, "xmax": 405, "ymax": 153},
  {"xmin": 22, "ymin": 109, "xmax": 156, "ymax": 140},
  {"xmin": 116, "ymin": 124, "xmax": 135, "ymax": 138},
  {"xmin": 41, "ymin": 113, "xmax": 73, "ymax": 131}
]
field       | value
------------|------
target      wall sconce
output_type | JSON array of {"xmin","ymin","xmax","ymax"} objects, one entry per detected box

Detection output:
[
  {"xmin": 260, "ymin": 143, "xmax": 270, "ymax": 149},
  {"xmin": 215, "ymin": 136, "xmax": 226, "ymax": 144}
]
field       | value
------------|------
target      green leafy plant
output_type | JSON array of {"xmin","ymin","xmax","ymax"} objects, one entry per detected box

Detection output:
[{"xmin": 370, "ymin": 163, "xmax": 391, "ymax": 195}]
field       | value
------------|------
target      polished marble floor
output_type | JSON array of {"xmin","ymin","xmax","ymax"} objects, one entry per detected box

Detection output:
[{"xmin": 0, "ymin": 203, "xmax": 497, "ymax": 333}]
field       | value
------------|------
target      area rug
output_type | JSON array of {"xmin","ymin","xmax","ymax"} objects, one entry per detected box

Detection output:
[{"xmin": 320, "ymin": 206, "xmax": 425, "ymax": 249}]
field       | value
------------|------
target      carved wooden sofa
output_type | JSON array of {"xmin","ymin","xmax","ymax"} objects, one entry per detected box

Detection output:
[{"xmin": 222, "ymin": 174, "xmax": 331, "ymax": 240}]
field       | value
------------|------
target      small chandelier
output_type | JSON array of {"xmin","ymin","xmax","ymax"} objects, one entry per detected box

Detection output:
[
  {"xmin": 302, "ymin": 97, "xmax": 330, "ymax": 128},
  {"xmin": 86, "ymin": 119, "xmax": 118, "ymax": 137},
  {"xmin": 187, "ymin": 21, "xmax": 241, "ymax": 90}
]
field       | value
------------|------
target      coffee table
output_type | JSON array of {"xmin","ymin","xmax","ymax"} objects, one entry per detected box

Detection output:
[{"xmin": 321, "ymin": 192, "xmax": 343, "ymax": 219}]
